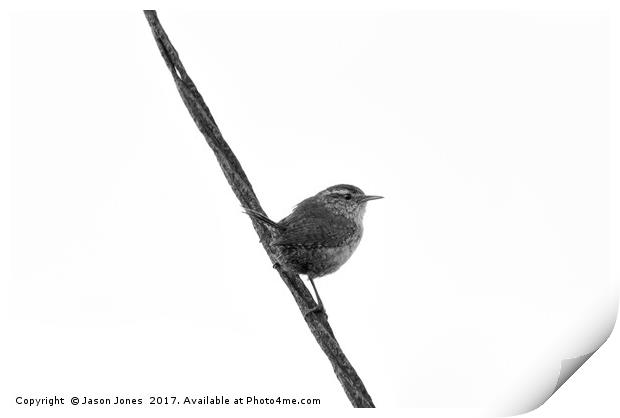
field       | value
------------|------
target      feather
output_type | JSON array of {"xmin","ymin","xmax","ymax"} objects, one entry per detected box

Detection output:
[
  {"xmin": 243, "ymin": 208, "xmax": 281, "ymax": 230},
  {"xmin": 274, "ymin": 205, "xmax": 356, "ymax": 248}
]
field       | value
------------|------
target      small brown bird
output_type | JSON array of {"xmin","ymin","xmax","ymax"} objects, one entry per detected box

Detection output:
[{"xmin": 245, "ymin": 184, "xmax": 382, "ymax": 315}]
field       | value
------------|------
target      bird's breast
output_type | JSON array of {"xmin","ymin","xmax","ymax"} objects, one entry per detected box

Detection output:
[{"xmin": 315, "ymin": 235, "xmax": 362, "ymax": 276}]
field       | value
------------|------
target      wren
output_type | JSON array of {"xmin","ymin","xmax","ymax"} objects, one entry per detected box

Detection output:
[{"xmin": 245, "ymin": 184, "xmax": 382, "ymax": 316}]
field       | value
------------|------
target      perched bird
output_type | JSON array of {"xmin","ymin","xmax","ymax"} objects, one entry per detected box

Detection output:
[{"xmin": 245, "ymin": 184, "xmax": 382, "ymax": 315}]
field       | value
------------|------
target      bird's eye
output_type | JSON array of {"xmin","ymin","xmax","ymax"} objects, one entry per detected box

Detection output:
[{"xmin": 344, "ymin": 193, "xmax": 352, "ymax": 200}]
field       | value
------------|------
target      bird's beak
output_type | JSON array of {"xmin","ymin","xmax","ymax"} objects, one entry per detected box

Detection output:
[{"xmin": 360, "ymin": 195, "xmax": 383, "ymax": 202}]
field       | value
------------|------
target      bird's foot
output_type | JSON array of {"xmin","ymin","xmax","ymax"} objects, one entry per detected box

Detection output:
[{"xmin": 304, "ymin": 303, "xmax": 328, "ymax": 319}]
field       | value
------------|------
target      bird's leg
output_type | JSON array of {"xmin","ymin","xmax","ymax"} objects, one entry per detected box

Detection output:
[
  {"xmin": 310, "ymin": 278, "xmax": 324, "ymax": 309},
  {"xmin": 305, "ymin": 277, "xmax": 327, "ymax": 318}
]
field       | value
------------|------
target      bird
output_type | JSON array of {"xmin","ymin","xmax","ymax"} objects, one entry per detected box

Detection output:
[{"xmin": 244, "ymin": 184, "xmax": 382, "ymax": 316}]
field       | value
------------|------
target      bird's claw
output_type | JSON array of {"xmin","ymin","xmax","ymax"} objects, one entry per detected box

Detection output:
[{"xmin": 304, "ymin": 303, "xmax": 328, "ymax": 319}]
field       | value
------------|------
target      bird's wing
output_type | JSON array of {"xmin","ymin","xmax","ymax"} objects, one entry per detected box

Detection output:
[{"xmin": 273, "ymin": 206, "xmax": 355, "ymax": 248}]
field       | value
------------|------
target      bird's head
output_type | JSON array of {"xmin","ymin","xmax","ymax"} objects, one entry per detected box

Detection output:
[{"xmin": 314, "ymin": 184, "xmax": 383, "ymax": 220}]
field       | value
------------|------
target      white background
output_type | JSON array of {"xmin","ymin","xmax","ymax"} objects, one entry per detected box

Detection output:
[{"xmin": 2, "ymin": 2, "xmax": 618, "ymax": 417}]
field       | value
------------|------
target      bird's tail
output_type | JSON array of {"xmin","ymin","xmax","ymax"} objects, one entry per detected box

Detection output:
[{"xmin": 243, "ymin": 208, "xmax": 280, "ymax": 230}]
